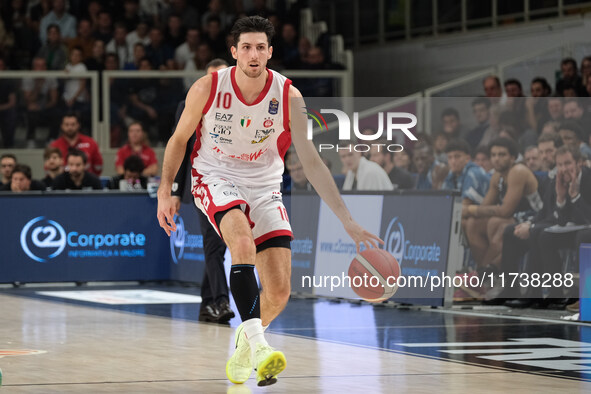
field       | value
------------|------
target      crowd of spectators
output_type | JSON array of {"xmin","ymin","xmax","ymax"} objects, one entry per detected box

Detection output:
[{"xmin": 0, "ymin": 0, "xmax": 343, "ymax": 148}]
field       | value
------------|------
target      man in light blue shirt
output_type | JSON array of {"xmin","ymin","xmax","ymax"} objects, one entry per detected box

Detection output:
[
  {"xmin": 442, "ymin": 139, "xmax": 491, "ymax": 208},
  {"xmin": 39, "ymin": 0, "xmax": 76, "ymax": 44}
]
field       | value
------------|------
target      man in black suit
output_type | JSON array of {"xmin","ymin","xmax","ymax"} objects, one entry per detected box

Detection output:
[{"xmin": 501, "ymin": 145, "xmax": 591, "ymax": 308}]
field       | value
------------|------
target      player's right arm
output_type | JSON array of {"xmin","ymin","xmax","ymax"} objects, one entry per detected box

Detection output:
[{"xmin": 157, "ymin": 75, "xmax": 212, "ymax": 236}]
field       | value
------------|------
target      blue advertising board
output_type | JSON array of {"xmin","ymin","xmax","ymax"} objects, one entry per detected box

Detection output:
[
  {"xmin": 168, "ymin": 202, "xmax": 206, "ymax": 283},
  {"xmin": 2, "ymin": 193, "xmax": 170, "ymax": 283}
]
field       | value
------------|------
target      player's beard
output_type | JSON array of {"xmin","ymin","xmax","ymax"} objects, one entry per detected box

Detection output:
[{"xmin": 239, "ymin": 61, "xmax": 265, "ymax": 79}]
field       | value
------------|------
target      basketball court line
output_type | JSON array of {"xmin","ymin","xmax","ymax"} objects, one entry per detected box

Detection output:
[
  {"xmin": 273, "ymin": 330, "xmax": 591, "ymax": 383},
  {"xmin": 428, "ymin": 307, "xmax": 591, "ymax": 326}
]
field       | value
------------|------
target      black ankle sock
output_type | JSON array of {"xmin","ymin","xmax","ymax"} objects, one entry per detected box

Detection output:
[{"xmin": 230, "ymin": 264, "xmax": 260, "ymax": 321}]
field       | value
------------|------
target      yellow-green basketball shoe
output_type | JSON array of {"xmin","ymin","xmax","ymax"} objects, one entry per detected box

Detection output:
[
  {"xmin": 253, "ymin": 343, "xmax": 286, "ymax": 387},
  {"xmin": 226, "ymin": 323, "xmax": 252, "ymax": 384}
]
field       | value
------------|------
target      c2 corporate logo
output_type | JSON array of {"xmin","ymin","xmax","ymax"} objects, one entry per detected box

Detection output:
[
  {"xmin": 20, "ymin": 217, "xmax": 66, "ymax": 262},
  {"xmin": 304, "ymin": 108, "xmax": 418, "ymax": 153},
  {"xmin": 20, "ymin": 216, "xmax": 147, "ymax": 262},
  {"xmin": 383, "ymin": 217, "xmax": 441, "ymax": 267},
  {"xmin": 169, "ymin": 214, "xmax": 204, "ymax": 263}
]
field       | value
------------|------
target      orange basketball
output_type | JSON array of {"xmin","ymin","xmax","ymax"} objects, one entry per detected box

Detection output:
[{"xmin": 348, "ymin": 248, "xmax": 400, "ymax": 302}]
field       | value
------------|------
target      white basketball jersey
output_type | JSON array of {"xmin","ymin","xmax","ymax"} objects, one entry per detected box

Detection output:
[{"xmin": 191, "ymin": 66, "xmax": 292, "ymax": 191}]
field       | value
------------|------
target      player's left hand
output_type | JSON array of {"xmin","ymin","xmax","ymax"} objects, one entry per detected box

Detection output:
[
  {"xmin": 157, "ymin": 194, "xmax": 177, "ymax": 236},
  {"xmin": 343, "ymin": 218, "xmax": 384, "ymax": 254}
]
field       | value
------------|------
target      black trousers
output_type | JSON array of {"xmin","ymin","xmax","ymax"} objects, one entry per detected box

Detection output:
[
  {"xmin": 501, "ymin": 223, "xmax": 550, "ymax": 298},
  {"xmin": 197, "ymin": 208, "xmax": 229, "ymax": 305}
]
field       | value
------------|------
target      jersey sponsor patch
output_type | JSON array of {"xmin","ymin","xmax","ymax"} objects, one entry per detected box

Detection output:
[
  {"xmin": 213, "ymin": 124, "xmax": 231, "ymax": 135},
  {"xmin": 240, "ymin": 116, "xmax": 252, "ymax": 128},
  {"xmin": 268, "ymin": 98, "xmax": 279, "ymax": 115},
  {"xmin": 263, "ymin": 117, "xmax": 274, "ymax": 128},
  {"xmin": 215, "ymin": 112, "xmax": 233, "ymax": 122}
]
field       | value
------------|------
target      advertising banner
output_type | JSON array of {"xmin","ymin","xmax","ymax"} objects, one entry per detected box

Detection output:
[
  {"xmin": 2, "ymin": 194, "xmax": 169, "ymax": 283},
  {"xmin": 168, "ymin": 202, "xmax": 206, "ymax": 283}
]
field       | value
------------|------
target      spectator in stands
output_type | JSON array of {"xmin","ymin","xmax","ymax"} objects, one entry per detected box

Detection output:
[
  {"xmin": 126, "ymin": 20, "xmax": 150, "ymax": 48},
  {"xmin": 0, "ymin": 12, "xmax": 15, "ymax": 61},
  {"xmin": 563, "ymin": 97, "xmax": 591, "ymax": 127},
  {"xmin": 27, "ymin": 0, "xmax": 52, "ymax": 36},
  {"xmin": 109, "ymin": 155, "xmax": 147, "ymax": 190},
  {"xmin": 0, "ymin": 58, "xmax": 17, "ymax": 149},
  {"xmin": 68, "ymin": 19, "xmax": 94, "ymax": 59},
  {"xmin": 92, "ymin": 10, "xmax": 112, "ymax": 45},
  {"xmin": 498, "ymin": 110, "xmax": 538, "ymax": 152},
  {"xmin": 0, "ymin": 153, "xmax": 17, "ymax": 187},
  {"xmin": 84, "ymin": 39, "xmax": 105, "ymax": 70},
  {"xmin": 39, "ymin": 0, "xmax": 76, "ymax": 44},
  {"xmin": 84, "ymin": 1, "xmax": 101, "ymax": 28},
  {"xmin": 204, "ymin": 16, "xmax": 226, "ymax": 58},
  {"xmin": 36, "ymin": 24, "xmax": 68, "ymax": 70},
  {"xmin": 163, "ymin": 0, "xmax": 199, "ymax": 29},
  {"xmin": 465, "ymin": 97, "xmax": 491, "ymax": 149},
  {"xmin": 174, "ymin": 27, "xmax": 200, "ymax": 69},
  {"xmin": 51, "ymin": 150, "xmax": 102, "ymax": 190},
  {"xmin": 483, "ymin": 75, "xmax": 503, "ymax": 103},
  {"xmin": 120, "ymin": 0, "xmax": 141, "ymax": 33},
  {"xmin": 558, "ymin": 120, "xmax": 591, "ymax": 159},
  {"xmin": 164, "ymin": 14, "xmax": 185, "ymax": 50},
  {"xmin": 556, "ymin": 57, "xmax": 585, "ymax": 97},
  {"xmin": 248, "ymin": 0, "xmax": 272, "ymax": 18},
  {"xmin": 413, "ymin": 142, "xmax": 448, "ymax": 190},
  {"xmin": 432, "ymin": 132, "xmax": 449, "ymax": 164},
  {"xmin": 582, "ymin": 56, "xmax": 591, "ymax": 85},
  {"xmin": 547, "ymin": 96, "xmax": 564, "ymax": 123},
  {"xmin": 464, "ymin": 138, "xmax": 541, "ymax": 270},
  {"xmin": 530, "ymin": 77, "xmax": 552, "ymax": 98},
  {"xmin": 524, "ymin": 146, "xmax": 542, "ymax": 173},
  {"xmin": 368, "ymin": 140, "xmax": 414, "ymax": 190},
  {"xmin": 440, "ymin": 108, "xmax": 467, "ymax": 140},
  {"xmin": 442, "ymin": 139, "xmax": 491, "ymax": 211},
  {"xmin": 286, "ymin": 149, "xmax": 312, "ymax": 191},
  {"xmin": 504, "ymin": 78, "xmax": 524, "ymax": 98},
  {"xmin": 473, "ymin": 145, "xmax": 493, "ymax": 173},
  {"xmin": 501, "ymin": 145, "xmax": 591, "ymax": 309},
  {"xmin": 62, "ymin": 46, "xmax": 89, "ymax": 128},
  {"xmin": 51, "ymin": 113, "xmax": 103, "ymax": 176},
  {"xmin": 22, "ymin": 57, "xmax": 60, "ymax": 146},
  {"xmin": 123, "ymin": 42, "xmax": 145, "ymax": 70},
  {"xmin": 527, "ymin": 77, "xmax": 552, "ymax": 132},
  {"xmin": 6, "ymin": 0, "xmax": 37, "ymax": 69},
  {"xmin": 394, "ymin": 149, "xmax": 413, "ymax": 173},
  {"xmin": 106, "ymin": 23, "xmax": 131, "ymax": 68},
  {"xmin": 585, "ymin": 74, "xmax": 591, "ymax": 100},
  {"xmin": 201, "ymin": 0, "xmax": 233, "ymax": 31},
  {"xmin": 540, "ymin": 120, "xmax": 560, "ymax": 136},
  {"xmin": 41, "ymin": 146, "xmax": 64, "ymax": 188},
  {"xmin": 273, "ymin": 22, "xmax": 299, "ymax": 68},
  {"xmin": 0, "ymin": 164, "xmax": 45, "ymax": 192},
  {"xmin": 145, "ymin": 27, "xmax": 174, "ymax": 69},
  {"xmin": 116, "ymin": 122, "xmax": 158, "ymax": 177},
  {"xmin": 339, "ymin": 144, "xmax": 393, "ymax": 191},
  {"xmin": 538, "ymin": 132, "xmax": 563, "ymax": 173}
]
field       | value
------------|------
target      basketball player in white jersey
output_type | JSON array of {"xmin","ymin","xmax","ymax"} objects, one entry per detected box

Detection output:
[{"xmin": 157, "ymin": 16, "xmax": 381, "ymax": 387}]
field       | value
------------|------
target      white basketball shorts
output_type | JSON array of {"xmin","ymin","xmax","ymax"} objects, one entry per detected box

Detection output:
[{"xmin": 193, "ymin": 177, "xmax": 293, "ymax": 246}]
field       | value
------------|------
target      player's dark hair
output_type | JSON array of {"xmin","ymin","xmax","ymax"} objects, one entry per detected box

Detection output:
[
  {"xmin": 67, "ymin": 149, "xmax": 87, "ymax": 164},
  {"xmin": 489, "ymin": 137, "xmax": 519, "ymax": 159},
  {"xmin": 231, "ymin": 16, "xmax": 275, "ymax": 46},
  {"xmin": 444, "ymin": 139, "xmax": 471, "ymax": 155},
  {"xmin": 11, "ymin": 164, "xmax": 32, "ymax": 180},
  {"xmin": 123, "ymin": 155, "xmax": 145, "ymax": 173}
]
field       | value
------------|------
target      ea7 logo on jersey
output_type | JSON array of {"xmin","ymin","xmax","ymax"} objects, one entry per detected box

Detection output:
[
  {"xmin": 215, "ymin": 113, "xmax": 233, "ymax": 122},
  {"xmin": 213, "ymin": 125, "xmax": 231, "ymax": 135}
]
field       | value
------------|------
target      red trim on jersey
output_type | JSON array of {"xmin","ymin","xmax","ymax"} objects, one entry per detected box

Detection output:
[
  {"xmin": 277, "ymin": 78, "xmax": 293, "ymax": 162},
  {"xmin": 254, "ymin": 230, "xmax": 294, "ymax": 246},
  {"xmin": 190, "ymin": 121, "xmax": 204, "ymax": 194},
  {"xmin": 203, "ymin": 71, "xmax": 218, "ymax": 114},
  {"xmin": 230, "ymin": 66, "xmax": 274, "ymax": 106}
]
